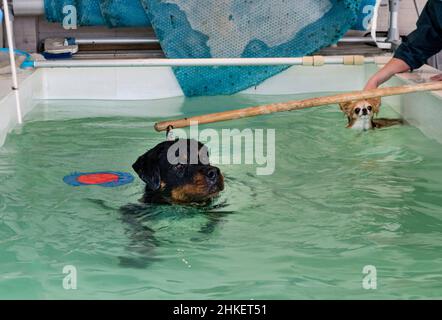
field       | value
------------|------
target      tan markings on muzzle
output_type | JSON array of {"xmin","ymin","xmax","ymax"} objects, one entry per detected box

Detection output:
[{"xmin": 170, "ymin": 172, "xmax": 213, "ymax": 203}]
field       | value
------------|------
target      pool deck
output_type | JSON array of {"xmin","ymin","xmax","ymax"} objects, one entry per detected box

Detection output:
[{"xmin": 394, "ymin": 64, "xmax": 442, "ymax": 94}]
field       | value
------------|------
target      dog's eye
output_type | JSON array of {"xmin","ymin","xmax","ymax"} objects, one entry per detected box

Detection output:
[
  {"xmin": 354, "ymin": 108, "xmax": 361, "ymax": 114},
  {"xmin": 367, "ymin": 106, "xmax": 372, "ymax": 111}
]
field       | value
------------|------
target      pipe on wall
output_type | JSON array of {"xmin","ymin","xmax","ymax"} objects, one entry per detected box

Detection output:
[
  {"xmin": 74, "ymin": 38, "xmax": 160, "ymax": 45},
  {"xmin": 387, "ymin": 0, "xmax": 400, "ymax": 43}
]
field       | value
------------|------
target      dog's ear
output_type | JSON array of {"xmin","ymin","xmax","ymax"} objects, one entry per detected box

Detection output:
[
  {"xmin": 339, "ymin": 101, "xmax": 353, "ymax": 115},
  {"xmin": 132, "ymin": 149, "xmax": 161, "ymax": 191},
  {"xmin": 367, "ymin": 97, "xmax": 381, "ymax": 114}
]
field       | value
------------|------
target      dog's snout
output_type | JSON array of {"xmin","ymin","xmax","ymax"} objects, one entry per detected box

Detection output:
[
  {"xmin": 205, "ymin": 167, "xmax": 220, "ymax": 182},
  {"xmin": 362, "ymin": 108, "xmax": 368, "ymax": 115}
]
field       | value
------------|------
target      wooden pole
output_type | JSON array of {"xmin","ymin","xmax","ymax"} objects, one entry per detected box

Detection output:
[{"xmin": 154, "ymin": 81, "xmax": 442, "ymax": 132}]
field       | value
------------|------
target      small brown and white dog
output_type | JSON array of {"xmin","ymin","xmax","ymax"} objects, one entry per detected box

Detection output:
[{"xmin": 339, "ymin": 98, "xmax": 403, "ymax": 130}]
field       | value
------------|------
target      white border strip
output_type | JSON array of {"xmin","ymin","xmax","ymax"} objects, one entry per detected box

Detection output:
[{"xmin": 34, "ymin": 56, "xmax": 375, "ymax": 68}]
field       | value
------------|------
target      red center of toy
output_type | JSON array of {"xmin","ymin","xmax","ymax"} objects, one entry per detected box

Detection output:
[{"xmin": 77, "ymin": 173, "xmax": 119, "ymax": 185}]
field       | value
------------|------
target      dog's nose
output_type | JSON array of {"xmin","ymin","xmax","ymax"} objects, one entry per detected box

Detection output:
[
  {"xmin": 205, "ymin": 167, "xmax": 220, "ymax": 182},
  {"xmin": 362, "ymin": 108, "xmax": 368, "ymax": 115}
]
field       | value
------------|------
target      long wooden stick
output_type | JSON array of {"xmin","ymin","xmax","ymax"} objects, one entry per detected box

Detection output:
[{"xmin": 154, "ymin": 81, "xmax": 442, "ymax": 132}]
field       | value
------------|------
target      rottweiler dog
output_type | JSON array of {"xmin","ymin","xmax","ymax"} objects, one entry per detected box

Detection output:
[
  {"xmin": 118, "ymin": 139, "xmax": 226, "ymax": 267},
  {"xmin": 132, "ymin": 138, "xmax": 224, "ymax": 204}
]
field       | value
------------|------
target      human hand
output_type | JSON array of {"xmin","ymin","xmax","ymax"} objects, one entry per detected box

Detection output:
[
  {"xmin": 363, "ymin": 58, "xmax": 411, "ymax": 91},
  {"xmin": 364, "ymin": 78, "xmax": 379, "ymax": 90},
  {"xmin": 430, "ymin": 74, "xmax": 442, "ymax": 81}
]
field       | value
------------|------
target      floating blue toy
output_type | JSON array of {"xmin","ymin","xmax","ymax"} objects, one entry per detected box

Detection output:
[{"xmin": 63, "ymin": 171, "xmax": 134, "ymax": 187}]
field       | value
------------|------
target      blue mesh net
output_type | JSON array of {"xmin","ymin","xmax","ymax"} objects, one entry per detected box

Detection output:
[
  {"xmin": 45, "ymin": 0, "xmax": 377, "ymax": 96},
  {"xmin": 77, "ymin": 0, "xmax": 105, "ymax": 26},
  {"xmin": 100, "ymin": 0, "xmax": 150, "ymax": 27}
]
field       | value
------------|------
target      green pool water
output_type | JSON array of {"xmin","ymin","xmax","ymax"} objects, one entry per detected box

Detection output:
[{"xmin": 0, "ymin": 94, "xmax": 442, "ymax": 299}]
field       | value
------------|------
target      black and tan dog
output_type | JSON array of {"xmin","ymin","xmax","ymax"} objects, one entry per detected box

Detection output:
[
  {"xmin": 118, "ymin": 139, "xmax": 226, "ymax": 267},
  {"xmin": 132, "ymin": 139, "xmax": 224, "ymax": 205},
  {"xmin": 339, "ymin": 98, "xmax": 403, "ymax": 130}
]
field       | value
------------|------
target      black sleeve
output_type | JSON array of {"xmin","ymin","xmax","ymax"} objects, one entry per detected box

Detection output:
[{"xmin": 394, "ymin": 0, "xmax": 442, "ymax": 70}]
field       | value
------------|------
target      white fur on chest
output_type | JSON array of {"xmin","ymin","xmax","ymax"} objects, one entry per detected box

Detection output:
[{"xmin": 350, "ymin": 117, "xmax": 373, "ymax": 130}]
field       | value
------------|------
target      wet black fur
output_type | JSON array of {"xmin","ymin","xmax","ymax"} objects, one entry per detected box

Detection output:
[
  {"xmin": 116, "ymin": 139, "xmax": 226, "ymax": 268},
  {"xmin": 132, "ymin": 139, "xmax": 223, "ymax": 204}
]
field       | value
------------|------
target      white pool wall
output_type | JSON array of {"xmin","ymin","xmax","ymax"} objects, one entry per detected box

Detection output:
[
  {"xmin": 38, "ymin": 67, "xmax": 183, "ymax": 100},
  {"xmin": 383, "ymin": 65, "xmax": 442, "ymax": 144},
  {"xmin": 36, "ymin": 63, "xmax": 369, "ymax": 100}
]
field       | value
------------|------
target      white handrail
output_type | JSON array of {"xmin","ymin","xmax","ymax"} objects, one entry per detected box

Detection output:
[
  {"xmin": 2, "ymin": 0, "xmax": 23, "ymax": 124},
  {"xmin": 71, "ymin": 36, "xmax": 384, "ymax": 45},
  {"xmin": 34, "ymin": 56, "xmax": 376, "ymax": 68}
]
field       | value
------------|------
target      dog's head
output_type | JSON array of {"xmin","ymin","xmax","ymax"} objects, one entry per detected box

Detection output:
[
  {"xmin": 339, "ymin": 98, "xmax": 381, "ymax": 127},
  {"xmin": 132, "ymin": 139, "xmax": 224, "ymax": 204}
]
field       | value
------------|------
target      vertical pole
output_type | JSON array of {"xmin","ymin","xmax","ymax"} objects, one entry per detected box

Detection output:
[
  {"xmin": 370, "ymin": 0, "xmax": 383, "ymax": 48},
  {"xmin": 2, "ymin": 0, "xmax": 23, "ymax": 124},
  {"xmin": 387, "ymin": 0, "xmax": 400, "ymax": 44}
]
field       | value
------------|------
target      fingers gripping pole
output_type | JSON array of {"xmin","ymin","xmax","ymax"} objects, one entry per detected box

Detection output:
[{"xmin": 154, "ymin": 81, "xmax": 442, "ymax": 132}]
